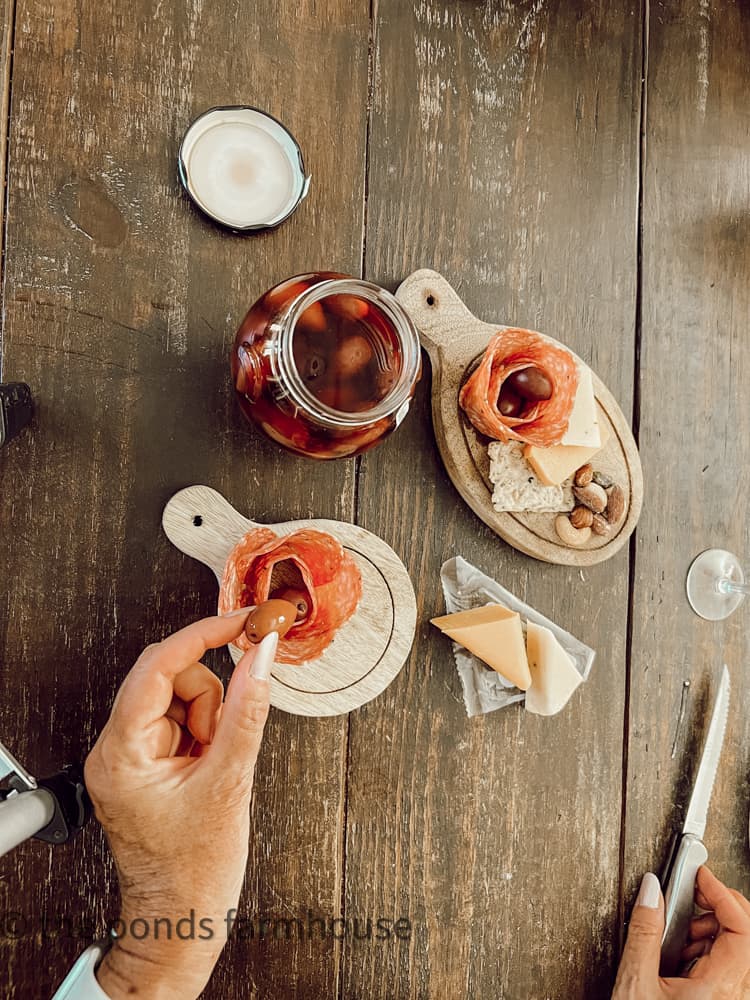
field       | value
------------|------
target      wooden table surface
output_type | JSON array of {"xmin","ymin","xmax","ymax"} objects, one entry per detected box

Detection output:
[{"xmin": 1, "ymin": 1, "xmax": 748, "ymax": 997}]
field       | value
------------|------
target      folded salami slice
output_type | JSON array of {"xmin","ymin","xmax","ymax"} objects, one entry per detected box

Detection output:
[
  {"xmin": 459, "ymin": 328, "xmax": 579, "ymax": 447},
  {"xmin": 219, "ymin": 527, "xmax": 362, "ymax": 664}
]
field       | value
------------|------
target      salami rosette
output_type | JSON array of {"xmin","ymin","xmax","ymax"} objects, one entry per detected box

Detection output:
[
  {"xmin": 459, "ymin": 328, "xmax": 579, "ymax": 447},
  {"xmin": 219, "ymin": 527, "xmax": 362, "ymax": 664}
]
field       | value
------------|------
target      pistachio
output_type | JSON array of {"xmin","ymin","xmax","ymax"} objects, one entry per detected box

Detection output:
[{"xmin": 592, "ymin": 470, "xmax": 614, "ymax": 489}]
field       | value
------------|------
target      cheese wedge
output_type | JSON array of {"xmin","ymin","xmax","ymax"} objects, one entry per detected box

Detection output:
[
  {"xmin": 431, "ymin": 604, "xmax": 532, "ymax": 690},
  {"xmin": 523, "ymin": 419, "xmax": 611, "ymax": 487},
  {"xmin": 524, "ymin": 621, "xmax": 583, "ymax": 716},
  {"xmin": 561, "ymin": 364, "xmax": 601, "ymax": 449}
]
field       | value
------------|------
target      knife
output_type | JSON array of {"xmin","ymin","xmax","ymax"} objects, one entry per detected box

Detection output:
[{"xmin": 660, "ymin": 664, "xmax": 730, "ymax": 975}]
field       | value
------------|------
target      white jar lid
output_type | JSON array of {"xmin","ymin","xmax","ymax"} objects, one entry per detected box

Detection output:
[{"xmin": 179, "ymin": 106, "xmax": 311, "ymax": 232}]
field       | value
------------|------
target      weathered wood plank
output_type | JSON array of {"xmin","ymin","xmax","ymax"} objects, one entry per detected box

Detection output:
[
  {"xmin": 0, "ymin": 0, "xmax": 15, "ymax": 340},
  {"xmin": 347, "ymin": 1, "xmax": 642, "ymax": 997},
  {"xmin": 623, "ymin": 0, "xmax": 750, "ymax": 940},
  {"xmin": 0, "ymin": 0, "xmax": 16, "ymax": 246},
  {"xmin": 0, "ymin": 1, "xmax": 369, "ymax": 996}
]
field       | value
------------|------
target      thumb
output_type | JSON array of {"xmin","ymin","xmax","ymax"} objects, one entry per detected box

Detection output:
[
  {"xmin": 615, "ymin": 873, "xmax": 665, "ymax": 994},
  {"xmin": 206, "ymin": 631, "xmax": 277, "ymax": 785}
]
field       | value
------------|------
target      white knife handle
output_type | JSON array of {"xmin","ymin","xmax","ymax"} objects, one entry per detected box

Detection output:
[
  {"xmin": 661, "ymin": 834, "xmax": 708, "ymax": 975},
  {"xmin": 0, "ymin": 789, "xmax": 56, "ymax": 859}
]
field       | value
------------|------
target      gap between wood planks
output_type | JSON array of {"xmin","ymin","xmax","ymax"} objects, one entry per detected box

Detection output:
[
  {"xmin": 618, "ymin": 0, "xmax": 649, "ymax": 954},
  {"xmin": 340, "ymin": 1, "xmax": 377, "ymax": 993},
  {"xmin": 0, "ymin": 0, "xmax": 18, "ymax": 372}
]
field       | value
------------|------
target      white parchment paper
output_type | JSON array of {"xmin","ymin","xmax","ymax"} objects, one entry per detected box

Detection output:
[{"xmin": 439, "ymin": 556, "xmax": 596, "ymax": 717}]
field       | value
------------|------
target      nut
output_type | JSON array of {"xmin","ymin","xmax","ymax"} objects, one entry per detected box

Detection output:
[
  {"xmin": 555, "ymin": 514, "xmax": 592, "ymax": 547},
  {"xmin": 606, "ymin": 484, "xmax": 625, "ymax": 524},
  {"xmin": 593, "ymin": 470, "xmax": 614, "ymax": 489},
  {"xmin": 591, "ymin": 513, "xmax": 611, "ymax": 537},
  {"xmin": 570, "ymin": 505, "xmax": 594, "ymax": 529},
  {"xmin": 572, "ymin": 482, "xmax": 608, "ymax": 514},
  {"xmin": 574, "ymin": 464, "xmax": 594, "ymax": 487}
]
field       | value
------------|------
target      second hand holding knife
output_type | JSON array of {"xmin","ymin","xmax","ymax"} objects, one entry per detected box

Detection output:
[{"xmin": 660, "ymin": 664, "xmax": 730, "ymax": 975}]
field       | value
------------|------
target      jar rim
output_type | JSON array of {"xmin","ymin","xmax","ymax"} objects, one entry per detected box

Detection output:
[{"xmin": 274, "ymin": 278, "xmax": 422, "ymax": 428}]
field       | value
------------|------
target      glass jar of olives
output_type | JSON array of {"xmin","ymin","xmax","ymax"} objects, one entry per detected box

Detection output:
[{"xmin": 231, "ymin": 273, "xmax": 422, "ymax": 459}]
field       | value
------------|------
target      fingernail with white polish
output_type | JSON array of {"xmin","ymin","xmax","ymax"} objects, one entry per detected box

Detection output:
[
  {"xmin": 249, "ymin": 631, "xmax": 279, "ymax": 681},
  {"xmin": 636, "ymin": 872, "xmax": 662, "ymax": 909},
  {"xmin": 224, "ymin": 606, "xmax": 255, "ymax": 617}
]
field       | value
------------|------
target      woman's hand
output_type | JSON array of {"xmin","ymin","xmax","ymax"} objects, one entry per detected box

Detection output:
[
  {"xmin": 613, "ymin": 866, "xmax": 750, "ymax": 998},
  {"xmin": 84, "ymin": 611, "xmax": 276, "ymax": 1000}
]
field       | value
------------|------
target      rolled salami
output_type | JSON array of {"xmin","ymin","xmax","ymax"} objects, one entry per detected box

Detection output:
[
  {"xmin": 219, "ymin": 527, "xmax": 362, "ymax": 664},
  {"xmin": 459, "ymin": 328, "xmax": 579, "ymax": 447}
]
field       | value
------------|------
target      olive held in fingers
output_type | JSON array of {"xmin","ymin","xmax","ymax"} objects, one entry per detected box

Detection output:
[{"xmin": 245, "ymin": 600, "xmax": 298, "ymax": 643}]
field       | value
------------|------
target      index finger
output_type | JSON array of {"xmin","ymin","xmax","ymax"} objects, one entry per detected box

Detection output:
[
  {"xmin": 111, "ymin": 611, "xmax": 251, "ymax": 739},
  {"xmin": 695, "ymin": 867, "xmax": 750, "ymax": 934}
]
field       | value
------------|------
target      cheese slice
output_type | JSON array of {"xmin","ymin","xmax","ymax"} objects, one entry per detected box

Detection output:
[
  {"xmin": 561, "ymin": 364, "xmax": 601, "ymax": 449},
  {"xmin": 431, "ymin": 604, "xmax": 532, "ymax": 690},
  {"xmin": 431, "ymin": 604, "xmax": 515, "ymax": 630},
  {"xmin": 523, "ymin": 419, "xmax": 611, "ymax": 487},
  {"xmin": 524, "ymin": 621, "xmax": 583, "ymax": 716}
]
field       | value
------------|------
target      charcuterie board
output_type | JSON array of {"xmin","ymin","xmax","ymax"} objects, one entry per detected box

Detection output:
[
  {"xmin": 396, "ymin": 269, "xmax": 643, "ymax": 566},
  {"xmin": 162, "ymin": 486, "xmax": 417, "ymax": 716}
]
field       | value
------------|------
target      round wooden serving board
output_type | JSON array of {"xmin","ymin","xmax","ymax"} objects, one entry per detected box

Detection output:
[
  {"xmin": 162, "ymin": 486, "xmax": 417, "ymax": 716},
  {"xmin": 396, "ymin": 269, "xmax": 643, "ymax": 566}
]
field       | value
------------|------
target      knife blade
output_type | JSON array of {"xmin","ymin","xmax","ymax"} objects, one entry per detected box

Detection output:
[
  {"xmin": 661, "ymin": 665, "xmax": 730, "ymax": 974},
  {"xmin": 682, "ymin": 664, "xmax": 730, "ymax": 838}
]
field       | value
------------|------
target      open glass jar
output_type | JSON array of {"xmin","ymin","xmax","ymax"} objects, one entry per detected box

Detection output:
[{"xmin": 231, "ymin": 273, "xmax": 422, "ymax": 459}]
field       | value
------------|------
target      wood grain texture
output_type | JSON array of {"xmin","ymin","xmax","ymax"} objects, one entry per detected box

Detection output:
[
  {"xmin": 2, "ymin": 0, "xmax": 748, "ymax": 997},
  {"xmin": 0, "ymin": 1, "xmax": 369, "ymax": 996},
  {"xmin": 622, "ymin": 0, "xmax": 750, "ymax": 951},
  {"xmin": 163, "ymin": 485, "xmax": 417, "ymax": 717},
  {"xmin": 0, "ymin": 0, "xmax": 13, "ymax": 310},
  {"xmin": 346, "ymin": 2, "xmax": 642, "ymax": 997},
  {"xmin": 397, "ymin": 269, "xmax": 643, "ymax": 566}
]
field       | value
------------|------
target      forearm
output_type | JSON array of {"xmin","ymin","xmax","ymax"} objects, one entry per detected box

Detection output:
[{"xmin": 96, "ymin": 940, "xmax": 214, "ymax": 1000}]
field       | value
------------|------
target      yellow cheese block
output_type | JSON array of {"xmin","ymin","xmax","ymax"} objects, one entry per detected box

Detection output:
[
  {"xmin": 523, "ymin": 420, "xmax": 611, "ymax": 487},
  {"xmin": 525, "ymin": 620, "xmax": 582, "ymax": 716},
  {"xmin": 431, "ymin": 604, "xmax": 532, "ymax": 690},
  {"xmin": 431, "ymin": 604, "xmax": 515, "ymax": 630}
]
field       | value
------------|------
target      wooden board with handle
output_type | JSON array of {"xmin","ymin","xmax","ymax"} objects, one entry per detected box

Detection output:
[
  {"xmin": 396, "ymin": 269, "xmax": 643, "ymax": 566},
  {"xmin": 162, "ymin": 485, "xmax": 417, "ymax": 717}
]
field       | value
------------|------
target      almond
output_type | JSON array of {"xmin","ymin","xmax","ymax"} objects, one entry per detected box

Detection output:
[
  {"xmin": 572, "ymin": 482, "xmax": 608, "ymax": 514},
  {"xmin": 570, "ymin": 505, "xmax": 594, "ymax": 529},
  {"xmin": 574, "ymin": 464, "xmax": 594, "ymax": 487},
  {"xmin": 591, "ymin": 513, "xmax": 611, "ymax": 537},
  {"xmin": 606, "ymin": 484, "xmax": 625, "ymax": 524}
]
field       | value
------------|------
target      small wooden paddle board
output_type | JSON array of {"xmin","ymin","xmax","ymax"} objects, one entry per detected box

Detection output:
[
  {"xmin": 396, "ymin": 269, "xmax": 643, "ymax": 566},
  {"xmin": 163, "ymin": 485, "xmax": 417, "ymax": 716}
]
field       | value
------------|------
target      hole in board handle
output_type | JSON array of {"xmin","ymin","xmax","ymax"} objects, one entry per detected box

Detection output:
[
  {"xmin": 193, "ymin": 515, "xmax": 203, "ymax": 527},
  {"xmin": 426, "ymin": 294, "xmax": 435, "ymax": 306}
]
